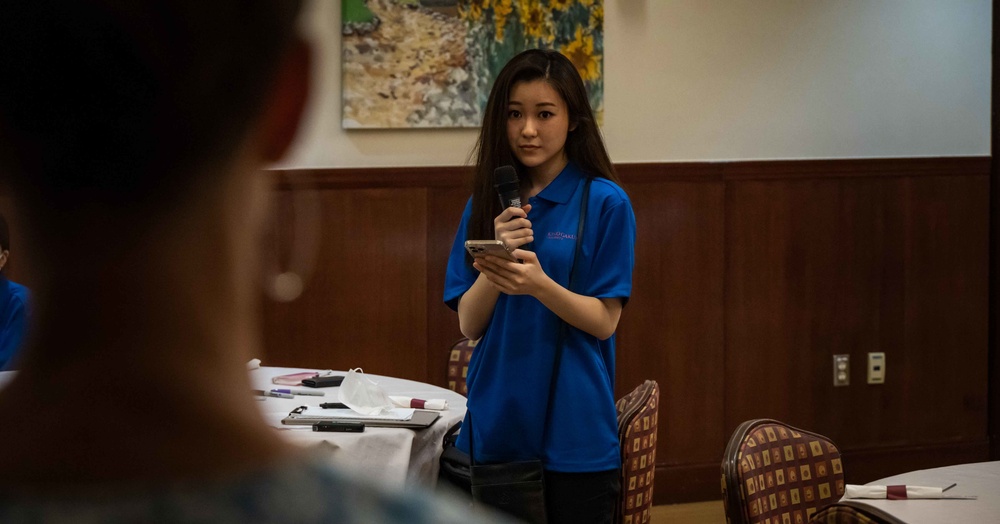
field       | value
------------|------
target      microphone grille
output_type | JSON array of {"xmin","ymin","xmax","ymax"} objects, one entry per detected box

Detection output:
[{"xmin": 493, "ymin": 165, "xmax": 518, "ymax": 187}]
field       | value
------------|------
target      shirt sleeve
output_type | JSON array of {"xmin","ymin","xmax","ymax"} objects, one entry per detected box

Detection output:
[
  {"xmin": 0, "ymin": 295, "xmax": 27, "ymax": 371},
  {"xmin": 443, "ymin": 198, "xmax": 477, "ymax": 311},
  {"xmin": 584, "ymin": 191, "xmax": 636, "ymax": 305}
]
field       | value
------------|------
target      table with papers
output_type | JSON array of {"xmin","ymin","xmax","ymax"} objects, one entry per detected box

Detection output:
[{"xmin": 251, "ymin": 366, "xmax": 467, "ymax": 489}]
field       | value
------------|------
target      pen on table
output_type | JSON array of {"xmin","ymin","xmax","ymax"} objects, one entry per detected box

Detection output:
[
  {"xmin": 266, "ymin": 390, "xmax": 294, "ymax": 399},
  {"xmin": 271, "ymin": 388, "xmax": 325, "ymax": 397},
  {"xmin": 942, "ymin": 483, "xmax": 956, "ymax": 492},
  {"xmin": 252, "ymin": 389, "xmax": 294, "ymax": 399}
]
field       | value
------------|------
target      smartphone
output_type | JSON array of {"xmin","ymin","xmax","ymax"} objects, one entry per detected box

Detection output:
[
  {"xmin": 313, "ymin": 421, "xmax": 365, "ymax": 433},
  {"xmin": 465, "ymin": 240, "xmax": 518, "ymax": 262},
  {"xmin": 301, "ymin": 375, "xmax": 345, "ymax": 388}
]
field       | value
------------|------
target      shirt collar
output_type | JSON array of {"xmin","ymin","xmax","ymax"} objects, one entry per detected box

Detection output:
[{"xmin": 533, "ymin": 162, "xmax": 586, "ymax": 205}]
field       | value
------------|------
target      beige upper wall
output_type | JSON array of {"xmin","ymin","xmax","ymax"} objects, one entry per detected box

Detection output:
[{"xmin": 282, "ymin": 0, "xmax": 991, "ymax": 168}]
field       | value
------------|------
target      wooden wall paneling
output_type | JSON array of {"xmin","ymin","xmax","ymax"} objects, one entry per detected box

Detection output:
[
  {"xmin": 617, "ymin": 176, "xmax": 726, "ymax": 500},
  {"xmin": 264, "ymin": 157, "xmax": 990, "ymax": 503},
  {"xmin": 727, "ymin": 176, "xmax": 911, "ymax": 442},
  {"xmin": 842, "ymin": 439, "xmax": 990, "ymax": 486},
  {"xmin": 724, "ymin": 167, "xmax": 990, "ymax": 486},
  {"xmin": 899, "ymin": 175, "xmax": 989, "ymax": 442},
  {"xmin": 261, "ymin": 186, "xmax": 431, "ymax": 380},
  {"xmin": 724, "ymin": 173, "xmax": 989, "ymax": 439},
  {"xmin": 426, "ymin": 183, "xmax": 475, "ymax": 388}
]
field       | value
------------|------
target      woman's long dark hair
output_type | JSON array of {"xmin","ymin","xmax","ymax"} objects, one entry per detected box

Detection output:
[{"xmin": 466, "ymin": 49, "xmax": 619, "ymax": 244}]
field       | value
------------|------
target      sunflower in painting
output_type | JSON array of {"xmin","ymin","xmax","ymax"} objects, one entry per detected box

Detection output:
[
  {"xmin": 589, "ymin": 4, "xmax": 603, "ymax": 29},
  {"xmin": 560, "ymin": 25, "xmax": 600, "ymax": 82},
  {"xmin": 518, "ymin": 0, "xmax": 552, "ymax": 42},
  {"xmin": 459, "ymin": 0, "xmax": 604, "ymax": 125},
  {"xmin": 459, "ymin": 0, "xmax": 484, "ymax": 21},
  {"xmin": 492, "ymin": 0, "xmax": 514, "ymax": 41}
]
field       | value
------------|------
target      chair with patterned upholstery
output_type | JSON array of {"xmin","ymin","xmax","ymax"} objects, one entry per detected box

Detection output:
[
  {"xmin": 722, "ymin": 419, "xmax": 845, "ymax": 524},
  {"xmin": 446, "ymin": 337, "xmax": 476, "ymax": 395},
  {"xmin": 614, "ymin": 380, "xmax": 660, "ymax": 524},
  {"xmin": 809, "ymin": 502, "xmax": 900, "ymax": 524}
]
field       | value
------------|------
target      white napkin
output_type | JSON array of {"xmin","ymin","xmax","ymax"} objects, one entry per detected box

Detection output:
[
  {"xmin": 389, "ymin": 395, "xmax": 448, "ymax": 410},
  {"xmin": 845, "ymin": 484, "xmax": 946, "ymax": 499}
]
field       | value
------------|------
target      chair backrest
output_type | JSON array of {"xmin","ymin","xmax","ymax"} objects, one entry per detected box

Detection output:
[
  {"xmin": 614, "ymin": 380, "xmax": 660, "ymax": 524},
  {"xmin": 808, "ymin": 502, "xmax": 899, "ymax": 524},
  {"xmin": 721, "ymin": 419, "xmax": 845, "ymax": 524},
  {"xmin": 446, "ymin": 337, "xmax": 476, "ymax": 395}
]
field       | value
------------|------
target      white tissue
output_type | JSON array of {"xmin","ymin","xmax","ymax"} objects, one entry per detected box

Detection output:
[{"xmin": 338, "ymin": 368, "xmax": 394, "ymax": 416}]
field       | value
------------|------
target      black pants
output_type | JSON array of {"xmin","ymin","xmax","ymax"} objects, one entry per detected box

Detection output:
[{"xmin": 544, "ymin": 468, "xmax": 620, "ymax": 524}]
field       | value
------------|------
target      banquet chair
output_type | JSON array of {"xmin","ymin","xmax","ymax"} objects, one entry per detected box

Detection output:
[
  {"xmin": 808, "ymin": 502, "xmax": 899, "ymax": 524},
  {"xmin": 722, "ymin": 419, "xmax": 845, "ymax": 524},
  {"xmin": 446, "ymin": 337, "xmax": 476, "ymax": 395},
  {"xmin": 614, "ymin": 380, "xmax": 660, "ymax": 524}
]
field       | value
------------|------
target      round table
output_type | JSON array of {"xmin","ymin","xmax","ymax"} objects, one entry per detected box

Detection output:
[
  {"xmin": 840, "ymin": 461, "xmax": 1000, "ymax": 523},
  {"xmin": 251, "ymin": 366, "xmax": 467, "ymax": 489}
]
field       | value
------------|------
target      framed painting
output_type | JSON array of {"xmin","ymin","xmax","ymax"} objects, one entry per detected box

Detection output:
[{"xmin": 342, "ymin": 0, "xmax": 604, "ymax": 129}]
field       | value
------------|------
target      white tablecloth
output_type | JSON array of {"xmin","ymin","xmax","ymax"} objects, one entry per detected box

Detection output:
[
  {"xmin": 0, "ymin": 367, "xmax": 467, "ymax": 490},
  {"xmin": 251, "ymin": 366, "xmax": 467, "ymax": 489},
  {"xmin": 840, "ymin": 461, "xmax": 1000, "ymax": 523}
]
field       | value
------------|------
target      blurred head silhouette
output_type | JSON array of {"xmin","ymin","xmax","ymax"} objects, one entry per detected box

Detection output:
[{"xmin": 0, "ymin": 0, "xmax": 312, "ymax": 489}]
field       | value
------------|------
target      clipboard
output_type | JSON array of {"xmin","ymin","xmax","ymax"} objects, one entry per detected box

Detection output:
[{"xmin": 282, "ymin": 405, "xmax": 441, "ymax": 429}]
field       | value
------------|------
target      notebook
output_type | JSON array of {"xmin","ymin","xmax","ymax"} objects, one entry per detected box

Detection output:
[{"xmin": 281, "ymin": 405, "xmax": 441, "ymax": 429}]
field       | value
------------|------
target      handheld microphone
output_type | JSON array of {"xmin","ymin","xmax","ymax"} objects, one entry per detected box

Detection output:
[
  {"xmin": 493, "ymin": 165, "xmax": 521, "ymax": 209},
  {"xmin": 493, "ymin": 165, "xmax": 531, "ymax": 257}
]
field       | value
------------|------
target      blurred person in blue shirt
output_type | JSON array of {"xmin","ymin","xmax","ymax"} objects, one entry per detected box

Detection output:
[{"xmin": 0, "ymin": 212, "xmax": 29, "ymax": 371}]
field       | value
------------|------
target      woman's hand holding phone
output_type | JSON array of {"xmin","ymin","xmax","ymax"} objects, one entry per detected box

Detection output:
[
  {"xmin": 473, "ymin": 248, "xmax": 550, "ymax": 297},
  {"xmin": 471, "ymin": 203, "xmax": 556, "ymax": 296}
]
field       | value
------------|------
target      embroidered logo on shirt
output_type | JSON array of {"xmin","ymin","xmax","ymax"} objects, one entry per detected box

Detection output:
[{"xmin": 547, "ymin": 232, "xmax": 576, "ymax": 240}]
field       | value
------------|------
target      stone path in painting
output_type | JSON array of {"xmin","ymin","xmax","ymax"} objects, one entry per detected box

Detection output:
[{"xmin": 342, "ymin": 0, "xmax": 479, "ymax": 128}]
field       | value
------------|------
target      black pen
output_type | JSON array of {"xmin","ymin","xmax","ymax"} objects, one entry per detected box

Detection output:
[{"xmin": 320, "ymin": 402, "xmax": 349, "ymax": 409}]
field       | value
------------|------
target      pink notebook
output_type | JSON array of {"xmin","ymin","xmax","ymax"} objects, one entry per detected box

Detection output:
[{"xmin": 271, "ymin": 371, "xmax": 320, "ymax": 386}]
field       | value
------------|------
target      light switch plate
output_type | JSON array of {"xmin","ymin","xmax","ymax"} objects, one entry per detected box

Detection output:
[{"xmin": 867, "ymin": 352, "xmax": 885, "ymax": 384}]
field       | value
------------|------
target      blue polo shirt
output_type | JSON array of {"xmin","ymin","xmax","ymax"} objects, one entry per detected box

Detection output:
[
  {"xmin": 444, "ymin": 162, "xmax": 636, "ymax": 472},
  {"xmin": 0, "ymin": 274, "xmax": 29, "ymax": 371}
]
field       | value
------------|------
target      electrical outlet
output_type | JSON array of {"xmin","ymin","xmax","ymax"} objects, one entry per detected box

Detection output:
[
  {"xmin": 833, "ymin": 354, "xmax": 849, "ymax": 386},
  {"xmin": 867, "ymin": 352, "xmax": 885, "ymax": 384}
]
